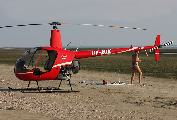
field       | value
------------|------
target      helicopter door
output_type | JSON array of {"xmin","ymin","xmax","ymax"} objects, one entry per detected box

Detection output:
[{"xmin": 33, "ymin": 50, "xmax": 57, "ymax": 76}]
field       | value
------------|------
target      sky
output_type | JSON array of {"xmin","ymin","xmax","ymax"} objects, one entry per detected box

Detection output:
[{"xmin": 0, "ymin": 0, "xmax": 177, "ymax": 47}]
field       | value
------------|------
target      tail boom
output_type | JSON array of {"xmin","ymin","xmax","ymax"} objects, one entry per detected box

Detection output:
[
  {"xmin": 75, "ymin": 34, "xmax": 173, "ymax": 62},
  {"xmin": 75, "ymin": 47, "xmax": 142, "ymax": 59}
]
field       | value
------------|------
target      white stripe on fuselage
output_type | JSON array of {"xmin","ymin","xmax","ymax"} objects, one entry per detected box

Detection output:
[
  {"xmin": 52, "ymin": 61, "xmax": 72, "ymax": 68},
  {"xmin": 117, "ymin": 47, "xmax": 138, "ymax": 54},
  {"xmin": 15, "ymin": 72, "xmax": 33, "ymax": 74}
]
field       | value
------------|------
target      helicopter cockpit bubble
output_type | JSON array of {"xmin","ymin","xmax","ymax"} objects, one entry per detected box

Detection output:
[
  {"xmin": 14, "ymin": 47, "xmax": 43, "ymax": 72},
  {"xmin": 14, "ymin": 47, "xmax": 58, "ymax": 76}
]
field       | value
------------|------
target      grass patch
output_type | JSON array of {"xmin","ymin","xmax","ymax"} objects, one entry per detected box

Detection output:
[
  {"xmin": 78, "ymin": 49, "xmax": 177, "ymax": 80},
  {"xmin": 0, "ymin": 48, "xmax": 176, "ymax": 80},
  {"xmin": 0, "ymin": 48, "xmax": 29, "ymax": 65}
]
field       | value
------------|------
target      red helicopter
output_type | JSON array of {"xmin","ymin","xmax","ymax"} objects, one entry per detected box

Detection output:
[{"xmin": 0, "ymin": 22, "xmax": 173, "ymax": 90}]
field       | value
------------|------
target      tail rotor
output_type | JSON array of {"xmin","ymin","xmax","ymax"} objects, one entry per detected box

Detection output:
[{"xmin": 150, "ymin": 35, "xmax": 173, "ymax": 63}]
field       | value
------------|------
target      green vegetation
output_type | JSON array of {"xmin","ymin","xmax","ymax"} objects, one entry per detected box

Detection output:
[
  {"xmin": 78, "ymin": 49, "xmax": 177, "ymax": 80},
  {"xmin": 0, "ymin": 48, "xmax": 176, "ymax": 79},
  {"xmin": 0, "ymin": 48, "xmax": 29, "ymax": 65}
]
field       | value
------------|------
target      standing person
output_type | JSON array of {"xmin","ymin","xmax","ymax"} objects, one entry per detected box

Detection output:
[{"xmin": 131, "ymin": 51, "xmax": 142, "ymax": 85}]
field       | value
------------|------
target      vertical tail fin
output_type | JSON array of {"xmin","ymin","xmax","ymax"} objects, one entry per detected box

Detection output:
[
  {"xmin": 154, "ymin": 35, "xmax": 161, "ymax": 61},
  {"xmin": 155, "ymin": 35, "xmax": 160, "ymax": 46}
]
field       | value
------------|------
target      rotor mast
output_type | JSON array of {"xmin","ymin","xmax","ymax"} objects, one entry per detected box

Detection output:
[{"xmin": 50, "ymin": 22, "xmax": 62, "ymax": 48}]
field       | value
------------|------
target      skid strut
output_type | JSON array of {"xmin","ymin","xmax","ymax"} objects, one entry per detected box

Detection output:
[
  {"xmin": 28, "ymin": 81, "xmax": 30, "ymax": 88},
  {"xmin": 27, "ymin": 81, "xmax": 39, "ymax": 88},
  {"xmin": 58, "ymin": 73, "xmax": 72, "ymax": 90}
]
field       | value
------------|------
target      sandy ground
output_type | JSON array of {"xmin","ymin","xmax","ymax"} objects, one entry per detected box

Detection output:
[{"xmin": 0, "ymin": 64, "xmax": 176, "ymax": 120}]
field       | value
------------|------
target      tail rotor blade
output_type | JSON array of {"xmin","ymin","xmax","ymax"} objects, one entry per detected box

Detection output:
[{"xmin": 164, "ymin": 41, "xmax": 173, "ymax": 46}]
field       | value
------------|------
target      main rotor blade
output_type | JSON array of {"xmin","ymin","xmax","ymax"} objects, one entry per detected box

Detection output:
[
  {"xmin": 0, "ymin": 23, "xmax": 50, "ymax": 28},
  {"xmin": 72, "ymin": 23, "xmax": 147, "ymax": 30},
  {"xmin": 0, "ymin": 22, "xmax": 72, "ymax": 28},
  {"xmin": 0, "ymin": 22, "xmax": 147, "ymax": 30}
]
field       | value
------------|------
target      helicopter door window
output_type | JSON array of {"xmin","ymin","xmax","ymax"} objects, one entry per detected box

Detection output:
[{"xmin": 34, "ymin": 50, "xmax": 57, "ymax": 75}]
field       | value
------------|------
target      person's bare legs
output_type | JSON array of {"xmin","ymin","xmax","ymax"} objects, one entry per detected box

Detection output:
[
  {"xmin": 131, "ymin": 68, "xmax": 136, "ymax": 85},
  {"xmin": 131, "ymin": 65, "xmax": 142, "ymax": 85},
  {"xmin": 136, "ymin": 66, "xmax": 142, "ymax": 84}
]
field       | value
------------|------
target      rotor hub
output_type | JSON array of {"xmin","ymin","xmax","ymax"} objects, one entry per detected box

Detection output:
[{"xmin": 49, "ymin": 22, "xmax": 61, "ymax": 30}]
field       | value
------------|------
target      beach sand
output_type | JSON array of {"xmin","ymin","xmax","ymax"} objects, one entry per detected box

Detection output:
[{"xmin": 0, "ymin": 64, "xmax": 176, "ymax": 119}]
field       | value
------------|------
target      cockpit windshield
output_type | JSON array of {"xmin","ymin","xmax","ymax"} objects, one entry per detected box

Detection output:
[{"xmin": 15, "ymin": 47, "xmax": 42, "ymax": 72}]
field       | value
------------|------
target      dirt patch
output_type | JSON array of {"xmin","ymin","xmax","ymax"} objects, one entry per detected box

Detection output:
[{"xmin": 0, "ymin": 64, "xmax": 177, "ymax": 119}]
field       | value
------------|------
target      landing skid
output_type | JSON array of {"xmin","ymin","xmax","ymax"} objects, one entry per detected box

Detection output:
[
  {"xmin": 8, "ymin": 87, "xmax": 62, "ymax": 93},
  {"xmin": 8, "ymin": 74, "xmax": 74, "ymax": 93},
  {"xmin": 8, "ymin": 87, "xmax": 79, "ymax": 93}
]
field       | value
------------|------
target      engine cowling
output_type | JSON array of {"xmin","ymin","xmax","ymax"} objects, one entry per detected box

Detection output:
[
  {"xmin": 72, "ymin": 60, "xmax": 80, "ymax": 74},
  {"xmin": 60, "ymin": 60, "xmax": 80, "ymax": 74}
]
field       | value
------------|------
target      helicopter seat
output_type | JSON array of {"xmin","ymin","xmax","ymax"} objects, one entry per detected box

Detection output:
[
  {"xmin": 33, "ymin": 68, "xmax": 47, "ymax": 76},
  {"xmin": 44, "ymin": 60, "xmax": 54, "ymax": 71},
  {"xmin": 33, "ymin": 60, "xmax": 50, "ymax": 76},
  {"xmin": 44, "ymin": 51, "xmax": 57, "ymax": 71}
]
